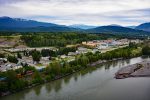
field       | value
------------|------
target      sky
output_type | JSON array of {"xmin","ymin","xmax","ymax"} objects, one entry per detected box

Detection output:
[{"xmin": 0, "ymin": 0, "xmax": 150, "ymax": 26}]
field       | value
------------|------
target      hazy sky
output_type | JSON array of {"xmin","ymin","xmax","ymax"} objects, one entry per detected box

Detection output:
[{"xmin": 0, "ymin": 0, "xmax": 150, "ymax": 26}]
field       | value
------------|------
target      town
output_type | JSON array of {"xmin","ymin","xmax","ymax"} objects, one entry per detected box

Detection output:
[{"xmin": 0, "ymin": 38, "xmax": 142, "ymax": 72}]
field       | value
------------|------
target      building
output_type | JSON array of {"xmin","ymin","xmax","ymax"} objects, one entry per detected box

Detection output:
[
  {"xmin": 97, "ymin": 43, "xmax": 109, "ymax": 49},
  {"xmin": 82, "ymin": 41, "xmax": 97, "ymax": 47},
  {"xmin": 68, "ymin": 52, "xmax": 77, "ymax": 56},
  {"xmin": 0, "ymin": 63, "xmax": 17, "ymax": 72},
  {"xmin": 92, "ymin": 49, "xmax": 99, "ymax": 53},
  {"xmin": 77, "ymin": 47, "xmax": 88, "ymax": 54},
  {"xmin": 60, "ymin": 55, "xmax": 67, "ymax": 59}
]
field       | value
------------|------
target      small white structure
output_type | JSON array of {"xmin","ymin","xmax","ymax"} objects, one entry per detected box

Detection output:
[
  {"xmin": 60, "ymin": 55, "xmax": 67, "ymax": 59},
  {"xmin": 68, "ymin": 52, "xmax": 77, "ymax": 56},
  {"xmin": 0, "ymin": 63, "xmax": 17, "ymax": 72},
  {"xmin": 97, "ymin": 43, "xmax": 109, "ymax": 49},
  {"xmin": 92, "ymin": 49, "xmax": 99, "ymax": 53},
  {"xmin": 0, "ymin": 58, "xmax": 7, "ymax": 62},
  {"xmin": 77, "ymin": 47, "xmax": 88, "ymax": 54}
]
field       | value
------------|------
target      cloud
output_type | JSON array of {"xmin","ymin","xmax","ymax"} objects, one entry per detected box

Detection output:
[{"xmin": 0, "ymin": 0, "xmax": 150, "ymax": 26}]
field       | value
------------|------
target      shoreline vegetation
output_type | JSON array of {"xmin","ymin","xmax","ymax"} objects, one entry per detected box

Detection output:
[
  {"xmin": 0, "ymin": 43, "xmax": 142, "ymax": 97},
  {"xmin": 1, "ymin": 58, "xmax": 127, "ymax": 97}
]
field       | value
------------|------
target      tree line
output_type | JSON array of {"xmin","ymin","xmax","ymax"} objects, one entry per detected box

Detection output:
[{"xmin": 20, "ymin": 33, "xmax": 106, "ymax": 47}]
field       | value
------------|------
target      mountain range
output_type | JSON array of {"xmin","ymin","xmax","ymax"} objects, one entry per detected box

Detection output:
[
  {"xmin": 0, "ymin": 16, "xmax": 80, "ymax": 32},
  {"xmin": 87, "ymin": 26, "xmax": 147, "ymax": 34},
  {"xmin": 0, "ymin": 16, "xmax": 150, "ymax": 35},
  {"xmin": 135, "ymin": 22, "xmax": 150, "ymax": 32},
  {"xmin": 69, "ymin": 24, "xmax": 97, "ymax": 29}
]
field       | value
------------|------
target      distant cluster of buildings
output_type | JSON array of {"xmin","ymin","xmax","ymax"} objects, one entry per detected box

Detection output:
[
  {"xmin": 4, "ymin": 47, "xmax": 58, "ymax": 53},
  {"xmin": 82, "ymin": 39, "xmax": 142, "ymax": 50},
  {"xmin": 63, "ymin": 39, "xmax": 142, "ymax": 58},
  {"xmin": 0, "ymin": 58, "xmax": 24, "ymax": 72},
  {"xmin": 0, "ymin": 56, "xmax": 50, "ymax": 72}
]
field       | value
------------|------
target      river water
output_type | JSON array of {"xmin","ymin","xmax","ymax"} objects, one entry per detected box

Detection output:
[{"xmin": 1, "ymin": 57, "xmax": 150, "ymax": 100}]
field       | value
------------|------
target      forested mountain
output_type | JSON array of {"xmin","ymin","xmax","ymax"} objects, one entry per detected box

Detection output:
[
  {"xmin": 0, "ymin": 26, "xmax": 81, "ymax": 32},
  {"xmin": 0, "ymin": 16, "xmax": 150, "ymax": 35},
  {"xmin": 0, "ymin": 16, "xmax": 58, "ymax": 28},
  {"xmin": 135, "ymin": 22, "xmax": 150, "ymax": 32},
  {"xmin": 0, "ymin": 16, "xmax": 80, "ymax": 32},
  {"xmin": 86, "ymin": 26, "xmax": 149, "ymax": 35}
]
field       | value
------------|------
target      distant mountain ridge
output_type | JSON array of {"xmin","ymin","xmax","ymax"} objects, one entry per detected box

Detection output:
[
  {"xmin": 0, "ymin": 16, "xmax": 150, "ymax": 35},
  {"xmin": 69, "ymin": 24, "xmax": 121, "ymax": 29},
  {"xmin": 0, "ymin": 16, "xmax": 81, "ymax": 32},
  {"xmin": 0, "ymin": 16, "xmax": 58, "ymax": 28},
  {"xmin": 135, "ymin": 22, "xmax": 150, "ymax": 32},
  {"xmin": 126, "ymin": 26, "xmax": 136, "ymax": 29},
  {"xmin": 69, "ymin": 24, "xmax": 97, "ymax": 29},
  {"xmin": 86, "ymin": 26, "xmax": 149, "ymax": 35}
]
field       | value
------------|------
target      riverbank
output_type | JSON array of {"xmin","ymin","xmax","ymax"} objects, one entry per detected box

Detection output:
[
  {"xmin": 2, "ymin": 57, "xmax": 133, "ymax": 97},
  {"xmin": 115, "ymin": 60, "xmax": 150, "ymax": 79},
  {"xmin": 2, "ymin": 57, "xmax": 150, "ymax": 100},
  {"xmin": 89, "ymin": 58, "xmax": 123, "ymax": 67},
  {"xmin": 0, "ymin": 57, "xmax": 126, "ymax": 97},
  {"xmin": 0, "ymin": 71, "xmax": 78, "ymax": 97},
  {"xmin": 0, "ymin": 45, "xmax": 142, "ymax": 97}
]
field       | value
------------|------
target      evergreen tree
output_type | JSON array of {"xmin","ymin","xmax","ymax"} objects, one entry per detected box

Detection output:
[
  {"xmin": 142, "ymin": 46, "xmax": 150, "ymax": 55},
  {"xmin": 17, "ymin": 52, "xmax": 22, "ymax": 59},
  {"xmin": 32, "ymin": 70, "xmax": 43, "ymax": 84},
  {"xmin": 41, "ymin": 49, "xmax": 50, "ymax": 57},
  {"xmin": 7, "ymin": 55, "xmax": 18, "ymax": 63},
  {"xmin": 31, "ymin": 50, "xmax": 41, "ymax": 63}
]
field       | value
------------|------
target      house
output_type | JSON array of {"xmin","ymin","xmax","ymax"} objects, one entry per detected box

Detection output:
[
  {"xmin": 82, "ymin": 41, "xmax": 98, "ymax": 47},
  {"xmin": 97, "ymin": 43, "xmax": 109, "ymax": 49},
  {"xmin": 68, "ymin": 52, "xmax": 77, "ymax": 56},
  {"xmin": 17, "ymin": 74, "xmax": 22, "ymax": 78},
  {"xmin": 0, "ymin": 63, "xmax": 17, "ymax": 72},
  {"xmin": 25, "ymin": 70, "xmax": 33, "ymax": 76},
  {"xmin": 130, "ymin": 39, "xmax": 142, "ymax": 44},
  {"xmin": 77, "ymin": 47, "xmax": 88, "ymax": 54},
  {"xmin": 0, "ymin": 58, "xmax": 7, "ymax": 65},
  {"xmin": 0, "ymin": 61, "xmax": 4, "ymax": 65},
  {"xmin": 13, "ymin": 65, "xmax": 23, "ymax": 70},
  {"xmin": 60, "ymin": 55, "xmax": 67, "ymax": 59},
  {"xmin": 82, "ymin": 41, "xmax": 87, "ymax": 45},
  {"xmin": 118, "ymin": 39, "xmax": 129, "ymax": 45},
  {"xmin": 36, "ymin": 67, "xmax": 45, "ymax": 72},
  {"xmin": 92, "ymin": 49, "xmax": 99, "ymax": 53}
]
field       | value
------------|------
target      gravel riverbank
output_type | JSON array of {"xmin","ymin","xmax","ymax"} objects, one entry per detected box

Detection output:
[{"xmin": 115, "ymin": 60, "xmax": 150, "ymax": 79}]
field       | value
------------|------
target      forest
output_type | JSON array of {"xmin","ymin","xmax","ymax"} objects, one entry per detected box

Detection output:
[{"xmin": 20, "ymin": 32, "xmax": 115, "ymax": 47}]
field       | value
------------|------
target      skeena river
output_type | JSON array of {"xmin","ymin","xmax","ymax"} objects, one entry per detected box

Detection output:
[{"xmin": 1, "ymin": 56, "xmax": 150, "ymax": 100}]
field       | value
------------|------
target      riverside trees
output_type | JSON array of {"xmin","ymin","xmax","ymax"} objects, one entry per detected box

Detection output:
[
  {"xmin": 0, "ymin": 70, "xmax": 28, "ymax": 92},
  {"xmin": 142, "ymin": 45, "xmax": 150, "ymax": 55}
]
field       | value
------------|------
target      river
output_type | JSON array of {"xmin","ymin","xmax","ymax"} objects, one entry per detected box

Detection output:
[{"xmin": 1, "ymin": 56, "xmax": 150, "ymax": 100}]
